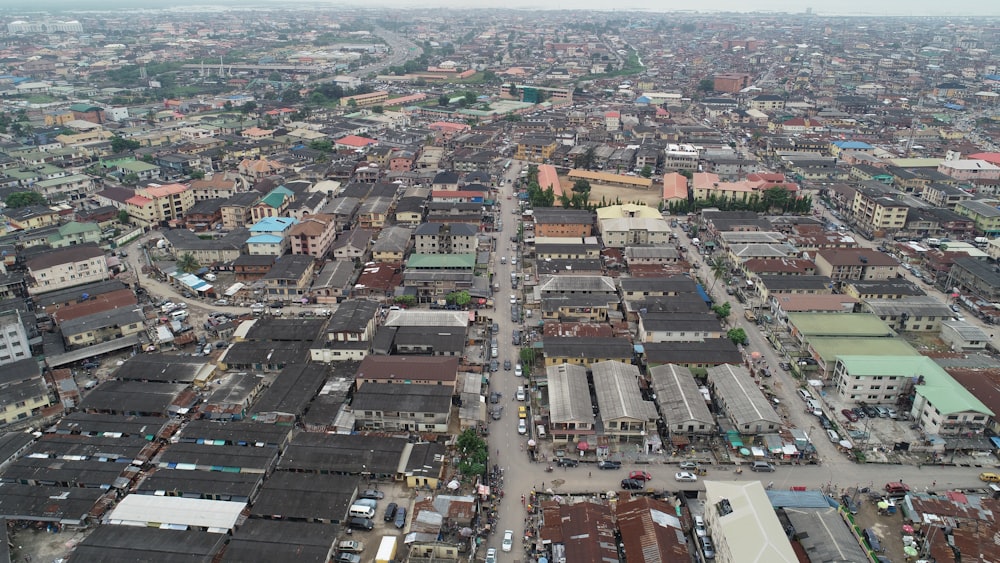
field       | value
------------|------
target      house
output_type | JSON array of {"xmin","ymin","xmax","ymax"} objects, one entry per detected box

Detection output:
[
  {"xmin": 542, "ymin": 337, "xmax": 634, "ymax": 368},
  {"xmin": 372, "ymin": 225, "xmax": 413, "ymax": 262},
  {"xmin": 649, "ymin": 364, "xmax": 715, "ymax": 439},
  {"xmin": 261, "ymin": 254, "xmax": 315, "ymax": 301},
  {"xmin": 590, "ymin": 361, "xmax": 659, "ymax": 444},
  {"xmin": 311, "ymin": 260, "xmax": 356, "ymax": 305},
  {"xmin": 0, "ymin": 359, "xmax": 53, "ymax": 428},
  {"xmin": 189, "ymin": 174, "xmax": 242, "ymax": 201},
  {"xmin": 220, "ymin": 191, "xmax": 260, "ymax": 230},
  {"xmin": 247, "ymin": 216, "xmax": 297, "ymax": 256},
  {"xmin": 637, "ymin": 312, "xmax": 723, "ymax": 343},
  {"xmin": 813, "ymin": 248, "xmax": 899, "ymax": 281},
  {"xmin": 544, "ymin": 363, "xmax": 595, "ymax": 445},
  {"xmin": 707, "ymin": 364, "xmax": 781, "ymax": 435},
  {"xmin": 46, "ymin": 221, "xmax": 101, "ymax": 248},
  {"xmin": 515, "ymin": 137, "xmax": 558, "ymax": 162},
  {"xmin": 250, "ymin": 186, "xmax": 294, "ymax": 222},
  {"xmin": 413, "ymin": 222, "xmax": 478, "ymax": 254},
  {"xmin": 310, "ymin": 299, "xmax": 378, "ymax": 362},
  {"xmin": 237, "ymin": 158, "xmax": 286, "ymax": 182},
  {"xmin": 861, "ymin": 296, "xmax": 956, "ymax": 332},
  {"xmin": 351, "ymin": 383, "xmax": 452, "ymax": 433},
  {"xmin": 233, "ymin": 254, "xmax": 275, "ymax": 282},
  {"xmin": 26, "ymin": 245, "xmax": 108, "ymax": 295},
  {"xmin": 183, "ymin": 198, "xmax": 224, "ymax": 231},
  {"xmin": 60, "ymin": 308, "xmax": 145, "ymax": 349},
  {"xmin": 162, "ymin": 228, "xmax": 248, "ymax": 265},
  {"xmin": 288, "ymin": 214, "xmax": 337, "ymax": 259},
  {"xmin": 5, "ymin": 206, "xmax": 60, "ymax": 231},
  {"xmin": 532, "ymin": 208, "xmax": 594, "ymax": 237},
  {"xmin": 703, "ymin": 481, "xmax": 798, "ymax": 563},
  {"xmin": 596, "ymin": 204, "xmax": 671, "ymax": 248},
  {"xmin": 354, "ymin": 356, "xmax": 460, "ymax": 393},
  {"xmin": 332, "ymin": 228, "xmax": 374, "ymax": 260}
]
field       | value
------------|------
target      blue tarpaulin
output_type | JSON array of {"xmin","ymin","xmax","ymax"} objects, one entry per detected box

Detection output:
[{"xmin": 696, "ymin": 284, "xmax": 711, "ymax": 304}]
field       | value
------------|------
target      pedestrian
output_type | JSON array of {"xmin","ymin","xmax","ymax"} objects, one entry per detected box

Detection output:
[{"xmin": 588, "ymin": 471, "xmax": 592, "ymax": 478}]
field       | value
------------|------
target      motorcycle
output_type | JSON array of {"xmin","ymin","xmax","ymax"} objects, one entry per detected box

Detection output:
[{"xmin": 545, "ymin": 466, "xmax": 553, "ymax": 473}]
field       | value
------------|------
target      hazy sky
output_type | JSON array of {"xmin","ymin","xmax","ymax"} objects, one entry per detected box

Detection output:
[{"xmin": 5, "ymin": 0, "xmax": 1000, "ymax": 16}]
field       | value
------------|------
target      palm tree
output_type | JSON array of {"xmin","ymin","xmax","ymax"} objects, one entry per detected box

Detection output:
[
  {"xmin": 708, "ymin": 255, "xmax": 728, "ymax": 293},
  {"xmin": 177, "ymin": 252, "xmax": 200, "ymax": 274}
]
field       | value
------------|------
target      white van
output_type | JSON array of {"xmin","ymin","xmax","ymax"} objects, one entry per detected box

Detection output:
[
  {"xmin": 349, "ymin": 505, "xmax": 376, "ymax": 519},
  {"xmin": 171, "ymin": 310, "xmax": 189, "ymax": 321},
  {"xmin": 827, "ymin": 429, "xmax": 840, "ymax": 443},
  {"xmin": 797, "ymin": 389, "xmax": 814, "ymax": 402}
]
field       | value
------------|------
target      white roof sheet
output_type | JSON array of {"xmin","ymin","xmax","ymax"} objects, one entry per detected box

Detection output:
[{"xmin": 107, "ymin": 494, "xmax": 245, "ymax": 531}]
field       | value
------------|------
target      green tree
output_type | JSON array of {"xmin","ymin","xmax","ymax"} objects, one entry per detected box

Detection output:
[
  {"xmin": 698, "ymin": 78, "xmax": 714, "ymax": 93},
  {"xmin": 122, "ymin": 173, "xmax": 139, "ymax": 186},
  {"xmin": 447, "ymin": 290, "xmax": 471, "ymax": 307},
  {"xmin": 438, "ymin": 94, "xmax": 450, "ymax": 106},
  {"xmin": 371, "ymin": 105, "xmax": 384, "ymax": 114},
  {"xmin": 394, "ymin": 295, "xmax": 416, "ymax": 307},
  {"xmin": 309, "ymin": 139, "xmax": 333, "ymax": 152},
  {"xmin": 727, "ymin": 328, "xmax": 748, "ymax": 345},
  {"xmin": 177, "ymin": 252, "xmax": 200, "ymax": 274},
  {"xmin": 712, "ymin": 302, "xmax": 732, "ymax": 321},
  {"xmin": 118, "ymin": 209, "xmax": 131, "ymax": 224},
  {"xmin": 640, "ymin": 164, "xmax": 653, "ymax": 178},
  {"xmin": 463, "ymin": 91, "xmax": 477, "ymax": 105},
  {"xmin": 455, "ymin": 428, "xmax": 488, "ymax": 476},
  {"xmin": 281, "ymin": 88, "xmax": 301, "ymax": 103},
  {"xmin": 4, "ymin": 191, "xmax": 46, "ymax": 208},
  {"xmin": 572, "ymin": 179, "xmax": 592, "ymax": 195},
  {"xmin": 708, "ymin": 255, "xmax": 728, "ymax": 292},
  {"xmin": 574, "ymin": 146, "xmax": 596, "ymax": 169},
  {"xmin": 519, "ymin": 347, "xmax": 537, "ymax": 369},
  {"xmin": 189, "ymin": 170, "xmax": 205, "ymax": 180},
  {"xmin": 110, "ymin": 136, "xmax": 141, "ymax": 153}
]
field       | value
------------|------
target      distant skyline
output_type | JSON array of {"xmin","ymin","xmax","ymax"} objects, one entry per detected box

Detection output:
[{"xmin": 3, "ymin": 0, "xmax": 1000, "ymax": 16}]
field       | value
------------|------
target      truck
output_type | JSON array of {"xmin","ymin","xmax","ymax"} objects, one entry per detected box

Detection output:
[
  {"xmin": 375, "ymin": 536, "xmax": 397, "ymax": 563},
  {"xmin": 974, "ymin": 236, "xmax": 990, "ymax": 247}
]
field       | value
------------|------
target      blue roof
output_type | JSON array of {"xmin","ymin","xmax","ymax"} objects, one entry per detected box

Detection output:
[
  {"xmin": 943, "ymin": 103, "xmax": 965, "ymax": 111},
  {"xmin": 249, "ymin": 216, "xmax": 297, "ymax": 232},
  {"xmin": 247, "ymin": 234, "xmax": 283, "ymax": 244},
  {"xmin": 833, "ymin": 141, "xmax": 873, "ymax": 149}
]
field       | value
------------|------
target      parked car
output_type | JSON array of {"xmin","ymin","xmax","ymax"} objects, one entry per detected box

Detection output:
[
  {"xmin": 504, "ymin": 359, "xmax": 512, "ymax": 371},
  {"xmin": 679, "ymin": 461, "xmax": 699, "ymax": 471},
  {"xmin": 884, "ymin": 482, "xmax": 910, "ymax": 497},
  {"xmin": 842, "ymin": 409, "xmax": 858, "ymax": 422},
  {"xmin": 750, "ymin": 462, "xmax": 775, "ymax": 472},
  {"xmin": 335, "ymin": 553, "xmax": 361, "ymax": 563},
  {"xmin": 694, "ymin": 515, "xmax": 707, "ymax": 537},
  {"xmin": 490, "ymin": 359, "xmax": 499, "ymax": 372},
  {"xmin": 491, "ymin": 406, "xmax": 502, "ymax": 421},
  {"xmin": 621, "ymin": 478, "xmax": 644, "ymax": 490},
  {"xmin": 555, "ymin": 458, "xmax": 578, "ymax": 468},
  {"xmin": 347, "ymin": 517, "xmax": 374, "ymax": 531},
  {"xmin": 841, "ymin": 494, "xmax": 859, "ymax": 514},
  {"xmin": 700, "ymin": 536, "xmax": 716, "ymax": 559},
  {"xmin": 514, "ymin": 364, "xmax": 523, "ymax": 377},
  {"xmin": 394, "ymin": 506, "xmax": 407, "ymax": 529},
  {"xmin": 598, "ymin": 460, "xmax": 622, "ymax": 470},
  {"xmin": 384, "ymin": 502, "xmax": 398, "ymax": 521},
  {"xmin": 852, "ymin": 407, "xmax": 866, "ymax": 419},
  {"xmin": 485, "ymin": 548, "xmax": 497, "ymax": 563},
  {"xmin": 489, "ymin": 392, "xmax": 501, "ymax": 404},
  {"xmin": 675, "ymin": 472, "xmax": 698, "ymax": 482},
  {"xmin": 359, "ymin": 489, "xmax": 384, "ymax": 500},
  {"xmin": 517, "ymin": 419, "xmax": 527, "ymax": 434}
]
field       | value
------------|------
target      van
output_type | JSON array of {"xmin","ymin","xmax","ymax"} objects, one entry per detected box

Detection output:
[
  {"xmin": 349, "ymin": 505, "xmax": 376, "ymax": 519},
  {"xmin": 171, "ymin": 310, "xmax": 189, "ymax": 321},
  {"xmin": 536, "ymin": 425, "xmax": 546, "ymax": 438},
  {"xmin": 806, "ymin": 399, "xmax": 822, "ymax": 412},
  {"xmin": 827, "ymin": 429, "xmax": 840, "ymax": 443},
  {"xmin": 204, "ymin": 273, "xmax": 217, "ymax": 282},
  {"xmin": 797, "ymin": 389, "xmax": 814, "ymax": 402},
  {"xmin": 750, "ymin": 461, "xmax": 775, "ymax": 472}
]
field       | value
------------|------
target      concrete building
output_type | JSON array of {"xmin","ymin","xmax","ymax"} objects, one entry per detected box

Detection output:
[
  {"xmin": 0, "ymin": 359, "xmax": 52, "ymax": 428},
  {"xmin": 702, "ymin": 481, "xmax": 797, "ymax": 563},
  {"xmin": 125, "ymin": 183, "xmax": 195, "ymax": 227},
  {"xmin": 545, "ymin": 363, "xmax": 595, "ymax": 445},
  {"xmin": 707, "ymin": 364, "xmax": 781, "ymax": 435},
  {"xmin": 26, "ymin": 245, "xmax": 108, "ymax": 295},
  {"xmin": 649, "ymin": 364, "xmax": 715, "ymax": 439},
  {"xmin": 0, "ymin": 310, "xmax": 31, "ymax": 367},
  {"xmin": 590, "ymin": 361, "xmax": 658, "ymax": 445}
]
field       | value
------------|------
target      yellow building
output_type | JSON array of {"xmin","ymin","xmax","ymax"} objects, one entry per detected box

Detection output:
[
  {"xmin": 125, "ymin": 183, "xmax": 195, "ymax": 227},
  {"xmin": 567, "ymin": 169, "xmax": 653, "ymax": 190},
  {"xmin": 0, "ymin": 359, "xmax": 53, "ymax": 428},
  {"xmin": 515, "ymin": 137, "xmax": 558, "ymax": 163},
  {"xmin": 339, "ymin": 91, "xmax": 389, "ymax": 107},
  {"xmin": 851, "ymin": 187, "xmax": 908, "ymax": 234}
]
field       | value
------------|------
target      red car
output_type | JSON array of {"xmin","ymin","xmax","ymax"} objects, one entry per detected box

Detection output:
[
  {"xmin": 629, "ymin": 470, "xmax": 653, "ymax": 482},
  {"xmin": 841, "ymin": 409, "xmax": 859, "ymax": 422}
]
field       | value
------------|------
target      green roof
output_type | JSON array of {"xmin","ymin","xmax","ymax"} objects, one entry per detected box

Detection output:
[
  {"xmin": 259, "ymin": 186, "xmax": 293, "ymax": 209},
  {"xmin": 58, "ymin": 221, "xmax": 100, "ymax": 236},
  {"xmin": 69, "ymin": 103, "xmax": 102, "ymax": 112},
  {"xmin": 838, "ymin": 355, "xmax": 993, "ymax": 416},
  {"xmin": 118, "ymin": 160, "xmax": 159, "ymax": 172},
  {"xmin": 788, "ymin": 312, "xmax": 896, "ymax": 337},
  {"xmin": 406, "ymin": 253, "xmax": 477, "ymax": 269},
  {"xmin": 809, "ymin": 337, "xmax": 918, "ymax": 363}
]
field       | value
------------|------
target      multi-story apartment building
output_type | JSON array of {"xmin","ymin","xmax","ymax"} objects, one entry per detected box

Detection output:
[
  {"xmin": 0, "ymin": 310, "xmax": 31, "ymax": 366},
  {"xmin": 125, "ymin": 183, "xmax": 195, "ymax": 227},
  {"xmin": 26, "ymin": 245, "xmax": 108, "ymax": 295},
  {"xmin": 412, "ymin": 222, "xmax": 478, "ymax": 254},
  {"xmin": 288, "ymin": 214, "xmax": 337, "ymax": 259},
  {"xmin": 851, "ymin": 185, "xmax": 909, "ymax": 236},
  {"xmin": 515, "ymin": 137, "xmax": 558, "ymax": 163},
  {"xmin": 0, "ymin": 359, "xmax": 52, "ymax": 428}
]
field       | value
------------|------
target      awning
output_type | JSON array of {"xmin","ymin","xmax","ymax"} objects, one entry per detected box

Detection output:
[{"xmin": 224, "ymin": 282, "xmax": 245, "ymax": 297}]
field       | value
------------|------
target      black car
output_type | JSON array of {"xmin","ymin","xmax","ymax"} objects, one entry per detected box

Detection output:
[
  {"xmin": 841, "ymin": 494, "xmax": 859, "ymax": 514},
  {"xmin": 490, "ymin": 359, "xmax": 499, "ymax": 372},
  {"xmin": 489, "ymin": 392, "xmax": 501, "ymax": 404},
  {"xmin": 863, "ymin": 405, "xmax": 880, "ymax": 418},
  {"xmin": 852, "ymin": 407, "xmax": 866, "ymax": 419},
  {"xmin": 394, "ymin": 507, "xmax": 407, "ymax": 529},
  {"xmin": 621, "ymin": 478, "xmax": 644, "ymax": 490},
  {"xmin": 503, "ymin": 360, "xmax": 512, "ymax": 371},
  {"xmin": 554, "ymin": 458, "xmax": 578, "ymax": 468},
  {"xmin": 384, "ymin": 502, "xmax": 398, "ymax": 521},
  {"xmin": 492, "ymin": 323, "xmax": 499, "ymax": 333},
  {"xmin": 347, "ymin": 517, "xmax": 374, "ymax": 531},
  {"xmin": 598, "ymin": 460, "xmax": 622, "ymax": 470}
]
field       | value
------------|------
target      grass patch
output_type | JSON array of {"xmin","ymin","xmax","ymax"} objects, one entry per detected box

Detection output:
[
  {"xmin": 20, "ymin": 94, "xmax": 62, "ymax": 104},
  {"xmin": 578, "ymin": 48, "xmax": 644, "ymax": 81}
]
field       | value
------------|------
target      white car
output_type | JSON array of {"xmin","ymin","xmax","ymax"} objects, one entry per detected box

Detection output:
[
  {"xmin": 675, "ymin": 471, "xmax": 698, "ymax": 482},
  {"xmin": 502, "ymin": 530, "xmax": 514, "ymax": 552},
  {"xmin": 517, "ymin": 419, "xmax": 527, "ymax": 434},
  {"xmin": 509, "ymin": 294, "xmax": 517, "ymax": 304},
  {"xmin": 485, "ymin": 548, "xmax": 498, "ymax": 563},
  {"xmin": 514, "ymin": 364, "xmax": 523, "ymax": 377}
]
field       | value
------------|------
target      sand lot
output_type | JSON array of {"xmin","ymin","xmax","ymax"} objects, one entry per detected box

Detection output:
[{"xmin": 559, "ymin": 176, "xmax": 663, "ymax": 207}]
